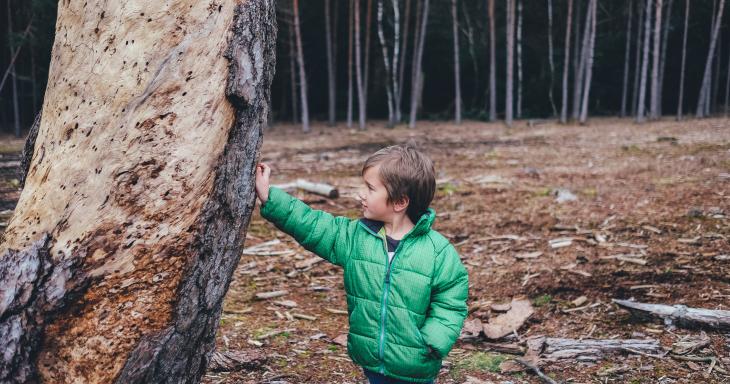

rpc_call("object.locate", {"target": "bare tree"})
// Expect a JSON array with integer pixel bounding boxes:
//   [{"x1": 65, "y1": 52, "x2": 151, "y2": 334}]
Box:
[
  {"x1": 726, "y1": 46, "x2": 730, "y2": 116},
  {"x1": 516, "y1": 0, "x2": 523, "y2": 119},
  {"x1": 488, "y1": 0, "x2": 497, "y2": 121},
  {"x1": 409, "y1": 0, "x2": 430, "y2": 128},
  {"x1": 356, "y1": 0, "x2": 367, "y2": 129},
  {"x1": 0, "y1": 1, "x2": 276, "y2": 382},
  {"x1": 696, "y1": 0, "x2": 726, "y2": 118},
  {"x1": 547, "y1": 0, "x2": 558, "y2": 117},
  {"x1": 649, "y1": 0, "x2": 663, "y2": 120},
  {"x1": 621, "y1": 0, "x2": 634, "y2": 117},
  {"x1": 573, "y1": 0, "x2": 593, "y2": 121},
  {"x1": 377, "y1": 0, "x2": 395, "y2": 126},
  {"x1": 452, "y1": 0, "x2": 462, "y2": 124},
  {"x1": 579, "y1": 0, "x2": 597, "y2": 124},
  {"x1": 293, "y1": 0, "x2": 309, "y2": 132},
  {"x1": 325, "y1": 0, "x2": 336, "y2": 126},
  {"x1": 712, "y1": 27, "x2": 722, "y2": 114},
  {"x1": 676, "y1": 0, "x2": 689, "y2": 119},
  {"x1": 657, "y1": 0, "x2": 674, "y2": 116},
  {"x1": 461, "y1": 1, "x2": 480, "y2": 110},
  {"x1": 6, "y1": 1, "x2": 21, "y2": 137},
  {"x1": 364, "y1": 0, "x2": 373, "y2": 105},
  {"x1": 397, "y1": 0, "x2": 412, "y2": 119},
  {"x1": 347, "y1": 0, "x2": 354, "y2": 128},
  {"x1": 631, "y1": 0, "x2": 644, "y2": 116},
  {"x1": 636, "y1": 0, "x2": 652, "y2": 123},
  {"x1": 505, "y1": 0, "x2": 515, "y2": 127},
  {"x1": 288, "y1": 5, "x2": 299, "y2": 124},
  {"x1": 391, "y1": 0, "x2": 402, "y2": 123},
  {"x1": 560, "y1": 0, "x2": 574, "y2": 123}
]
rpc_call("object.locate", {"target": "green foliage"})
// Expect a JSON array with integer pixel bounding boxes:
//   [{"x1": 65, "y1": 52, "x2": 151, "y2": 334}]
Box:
[{"x1": 532, "y1": 294, "x2": 552, "y2": 307}]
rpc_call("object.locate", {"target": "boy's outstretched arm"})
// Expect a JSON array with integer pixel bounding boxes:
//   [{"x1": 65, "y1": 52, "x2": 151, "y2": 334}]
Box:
[
  {"x1": 255, "y1": 163, "x2": 354, "y2": 266},
  {"x1": 420, "y1": 245, "x2": 469, "y2": 358}
]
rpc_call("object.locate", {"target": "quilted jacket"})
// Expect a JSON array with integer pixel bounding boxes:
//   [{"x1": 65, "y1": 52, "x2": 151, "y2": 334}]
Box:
[{"x1": 260, "y1": 187, "x2": 469, "y2": 382}]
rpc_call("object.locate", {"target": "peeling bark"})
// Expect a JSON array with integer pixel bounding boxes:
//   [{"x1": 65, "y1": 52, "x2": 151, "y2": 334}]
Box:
[{"x1": 0, "y1": 1, "x2": 276, "y2": 383}]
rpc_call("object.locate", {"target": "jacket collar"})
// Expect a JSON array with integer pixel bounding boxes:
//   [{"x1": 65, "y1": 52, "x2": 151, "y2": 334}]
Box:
[{"x1": 358, "y1": 208, "x2": 435, "y2": 239}]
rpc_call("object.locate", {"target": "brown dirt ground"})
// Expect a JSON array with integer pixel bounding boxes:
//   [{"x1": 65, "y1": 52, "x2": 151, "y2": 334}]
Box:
[{"x1": 2, "y1": 118, "x2": 729, "y2": 383}]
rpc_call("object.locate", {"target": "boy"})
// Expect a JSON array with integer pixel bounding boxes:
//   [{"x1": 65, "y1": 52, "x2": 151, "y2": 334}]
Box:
[{"x1": 255, "y1": 144, "x2": 468, "y2": 384}]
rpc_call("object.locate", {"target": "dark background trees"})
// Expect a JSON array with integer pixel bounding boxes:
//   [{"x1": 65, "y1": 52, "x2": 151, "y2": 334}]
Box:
[{"x1": 2, "y1": 0, "x2": 729, "y2": 135}]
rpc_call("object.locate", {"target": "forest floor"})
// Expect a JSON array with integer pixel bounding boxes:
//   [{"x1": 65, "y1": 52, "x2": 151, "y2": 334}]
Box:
[{"x1": 1, "y1": 118, "x2": 729, "y2": 383}]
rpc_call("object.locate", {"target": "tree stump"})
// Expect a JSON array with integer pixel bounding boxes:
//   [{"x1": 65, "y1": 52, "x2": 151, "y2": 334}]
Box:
[{"x1": 0, "y1": 1, "x2": 276, "y2": 383}]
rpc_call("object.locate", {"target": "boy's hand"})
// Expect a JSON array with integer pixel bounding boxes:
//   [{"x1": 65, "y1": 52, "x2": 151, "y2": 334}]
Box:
[{"x1": 255, "y1": 163, "x2": 271, "y2": 205}]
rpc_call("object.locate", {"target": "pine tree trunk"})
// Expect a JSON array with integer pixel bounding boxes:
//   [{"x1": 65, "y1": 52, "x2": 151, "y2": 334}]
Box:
[
  {"x1": 516, "y1": 0, "x2": 523, "y2": 119},
  {"x1": 621, "y1": 0, "x2": 634, "y2": 118},
  {"x1": 377, "y1": 0, "x2": 395, "y2": 126},
  {"x1": 0, "y1": 1, "x2": 276, "y2": 382},
  {"x1": 488, "y1": 0, "x2": 497, "y2": 121},
  {"x1": 571, "y1": 0, "x2": 583, "y2": 122},
  {"x1": 356, "y1": 0, "x2": 367, "y2": 129},
  {"x1": 712, "y1": 32, "x2": 722, "y2": 115},
  {"x1": 347, "y1": 0, "x2": 354, "y2": 128},
  {"x1": 293, "y1": 0, "x2": 309, "y2": 132},
  {"x1": 364, "y1": 0, "x2": 373, "y2": 104},
  {"x1": 696, "y1": 0, "x2": 726, "y2": 118},
  {"x1": 657, "y1": 0, "x2": 674, "y2": 116},
  {"x1": 579, "y1": 0, "x2": 597, "y2": 124},
  {"x1": 409, "y1": 0, "x2": 429, "y2": 128},
  {"x1": 636, "y1": 0, "x2": 652, "y2": 123},
  {"x1": 288, "y1": 8, "x2": 299, "y2": 124},
  {"x1": 452, "y1": 0, "x2": 462, "y2": 124},
  {"x1": 325, "y1": 0, "x2": 336, "y2": 126},
  {"x1": 632, "y1": 0, "x2": 644, "y2": 117},
  {"x1": 677, "y1": 0, "x2": 689, "y2": 119},
  {"x1": 392, "y1": 0, "x2": 402, "y2": 123},
  {"x1": 6, "y1": 1, "x2": 21, "y2": 137},
  {"x1": 547, "y1": 0, "x2": 557, "y2": 117},
  {"x1": 397, "y1": 0, "x2": 412, "y2": 119},
  {"x1": 573, "y1": 0, "x2": 592, "y2": 121},
  {"x1": 725, "y1": 46, "x2": 730, "y2": 116},
  {"x1": 505, "y1": 0, "x2": 515, "y2": 127},
  {"x1": 560, "y1": 0, "x2": 573, "y2": 124},
  {"x1": 649, "y1": 0, "x2": 663, "y2": 120},
  {"x1": 461, "y1": 1, "x2": 480, "y2": 111}
]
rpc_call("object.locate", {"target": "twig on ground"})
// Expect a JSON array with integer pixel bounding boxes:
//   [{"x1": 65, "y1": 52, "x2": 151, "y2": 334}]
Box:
[{"x1": 515, "y1": 358, "x2": 559, "y2": 384}]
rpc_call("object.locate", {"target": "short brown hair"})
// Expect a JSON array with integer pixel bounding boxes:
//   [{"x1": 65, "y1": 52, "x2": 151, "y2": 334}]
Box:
[{"x1": 362, "y1": 144, "x2": 436, "y2": 223}]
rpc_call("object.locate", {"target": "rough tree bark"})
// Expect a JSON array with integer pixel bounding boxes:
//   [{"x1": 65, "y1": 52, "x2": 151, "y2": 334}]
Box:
[
  {"x1": 325, "y1": 0, "x2": 336, "y2": 126},
  {"x1": 488, "y1": 0, "x2": 497, "y2": 122},
  {"x1": 505, "y1": 0, "x2": 515, "y2": 127},
  {"x1": 649, "y1": 0, "x2": 663, "y2": 120},
  {"x1": 452, "y1": 0, "x2": 462, "y2": 124},
  {"x1": 696, "y1": 0, "x2": 726, "y2": 118},
  {"x1": 560, "y1": 0, "x2": 573, "y2": 124},
  {"x1": 0, "y1": 1, "x2": 276, "y2": 383},
  {"x1": 620, "y1": 0, "x2": 633, "y2": 118},
  {"x1": 292, "y1": 0, "x2": 309, "y2": 132},
  {"x1": 637, "y1": 0, "x2": 652, "y2": 123},
  {"x1": 676, "y1": 0, "x2": 689, "y2": 119}
]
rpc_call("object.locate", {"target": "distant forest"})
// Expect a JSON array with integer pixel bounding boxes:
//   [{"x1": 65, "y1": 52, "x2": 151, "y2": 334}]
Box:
[{"x1": 1, "y1": 0, "x2": 729, "y2": 135}]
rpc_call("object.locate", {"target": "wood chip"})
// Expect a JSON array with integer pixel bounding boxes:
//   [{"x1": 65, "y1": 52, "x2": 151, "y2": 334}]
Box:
[
  {"x1": 572, "y1": 296, "x2": 588, "y2": 307},
  {"x1": 483, "y1": 299, "x2": 534, "y2": 339},
  {"x1": 549, "y1": 237, "x2": 573, "y2": 249},
  {"x1": 255, "y1": 290, "x2": 288, "y2": 300},
  {"x1": 295, "y1": 256, "x2": 323, "y2": 269},
  {"x1": 514, "y1": 251, "x2": 543, "y2": 259},
  {"x1": 491, "y1": 303, "x2": 512, "y2": 312},
  {"x1": 292, "y1": 313, "x2": 317, "y2": 321},
  {"x1": 642, "y1": 225, "x2": 662, "y2": 234},
  {"x1": 332, "y1": 333, "x2": 348, "y2": 346},
  {"x1": 273, "y1": 300, "x2": 298, "y2": 308},
  {"x1": 325, "y1": 308, "x2": 347, "y2": 315}
]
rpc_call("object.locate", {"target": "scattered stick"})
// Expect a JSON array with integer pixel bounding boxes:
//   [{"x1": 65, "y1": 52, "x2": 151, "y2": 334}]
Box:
[
  {"x1": 273, "y1": 179, "x2": 339, "y2": 198},
  {"x1": 613, "y1": 299, "x2": 730, "y2": 331},
  {"x1": 541, "y1": 338, "x2": 662, "y2": 361},
  {"x1": 515, "y1": 358, "x2": 559, "y2": 384}
]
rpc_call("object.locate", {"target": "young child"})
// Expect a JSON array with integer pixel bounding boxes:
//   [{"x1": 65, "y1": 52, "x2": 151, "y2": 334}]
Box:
[{"x1": 255, "y1": 144, "x2": 468, "y2": 384}]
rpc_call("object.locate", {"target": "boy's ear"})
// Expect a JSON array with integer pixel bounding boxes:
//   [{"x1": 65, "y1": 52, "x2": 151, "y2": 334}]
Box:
[{"x1": 393, "y1": 196, "x2": 409, "y2": 213}]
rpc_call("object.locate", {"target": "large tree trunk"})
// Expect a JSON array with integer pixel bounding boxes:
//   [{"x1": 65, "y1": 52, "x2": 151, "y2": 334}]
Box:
[
  {"x1": 325, "y1": 0, "x2": 336, "y2": 126},
  {"x1": 560, "y1": 0, "x2": 573, "y2": 124},
  {"x1": 505, "y1": 0, "x2": 515, "y2": 127},
  {"x1": 696, "y1": 0, "x2": 726, "y2": 118},
  {"x1": 547, "y1": 0, "x2": 557, "y2": 117},
  {"x1": 408, "y1": 0, "x2": 430, "y2": 128},
  {"x1": 0, "y1": 1, "x2": 276, "y2": 383},
  {"x1": 676, "y1": 0, "x2": 689, "y2": 119},
  {"x1": 452, "y1": 0, "x2": 461, "y2": 124},
  {"x1": 347, "y1": 0, "x2": 355, "y2": 128},
  {"x1": 356, "y1": 0, "x2": 367, "y2": 129},
  {"x1": 516, "y1": 0, "x2": 523, "y2": 119},
  {"x1": 579, "y1": 0, "x2": 597, "y2": 124},
  {"x1": 636, "y1": 0, "x2": 652, "y2": 123},
  {"x1": 632, "y1": 0, "x2": 645, "y2": 117},
  {"x1": 657, "y1": 0, "x2": 674, "y2": 116},
  {"x1": 292, "y1": 0, "x2": 310, "y2": 132},
  {"x1": 487, "y1": 0, "x2": 497, "y2": 122},
  {"x1": 621, "y1": 0, "x2": 634, "y2": 118},
  {"x1": 649, "y1": 0, "x2": 663, "y2": 120}
]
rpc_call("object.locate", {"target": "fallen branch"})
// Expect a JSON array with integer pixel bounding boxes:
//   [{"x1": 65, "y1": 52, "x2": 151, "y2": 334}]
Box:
[
  {"x1": 515, "y1": 358, "x2": 559, "y2": 384},
  {"x1": 273, "y1": 179, "x2": 339, "y2": 198},
  {"x1": 540, "y1": 338, "x2": 662, "y2": 361},
  {"x1": 208, "y1": 350, "x2": 268, "y2": 372},
  {"x1": 613, "y1": 299, "x2": 730, "y2": 331}
]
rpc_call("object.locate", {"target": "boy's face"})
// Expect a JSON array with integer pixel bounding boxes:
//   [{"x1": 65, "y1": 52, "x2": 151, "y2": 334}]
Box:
[{"x1": 358, "y1": 165, "x2": 406, "y2": 222}]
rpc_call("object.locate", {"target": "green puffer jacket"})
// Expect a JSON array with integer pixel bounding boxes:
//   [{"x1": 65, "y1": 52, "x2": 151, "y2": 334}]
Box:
[{"x1": 260, "y1": 187, "x2": 469, "y2": 382}]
